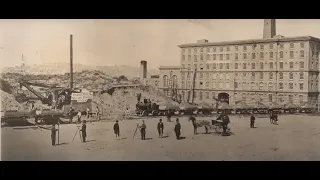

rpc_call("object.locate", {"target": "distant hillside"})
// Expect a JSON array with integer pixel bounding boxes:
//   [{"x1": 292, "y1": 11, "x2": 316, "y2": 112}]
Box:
[{"x1": 0, "y1": 63, "x2": 159, "y2": 78}]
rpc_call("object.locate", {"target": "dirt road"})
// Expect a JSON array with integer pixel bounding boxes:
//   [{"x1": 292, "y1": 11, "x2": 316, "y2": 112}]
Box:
[{"x1": 2, "y1": 115, "x2": 320, "y2": 161}]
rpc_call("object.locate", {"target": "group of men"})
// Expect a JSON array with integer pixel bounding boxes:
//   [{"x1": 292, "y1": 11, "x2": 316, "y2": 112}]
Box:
[{"x1": 68, "y1": 106, "x2": 101, "y2": 123}]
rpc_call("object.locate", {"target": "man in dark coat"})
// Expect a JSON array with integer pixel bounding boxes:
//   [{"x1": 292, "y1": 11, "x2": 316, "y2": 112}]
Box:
[
  {"x1": 80, "y1": 120, "x2": 87, "y2": 142},
  {"x1": 221, "y1": 114, "x2": 230, "y2": 134},
  {"x1": 68, "y1": 107, "x2": 74, "y2": 123},
  {"x1": 174, "y1": 118, "x2": 181, "y2": 140},
  {"x1": 113, "y1": 120, "x2": 120, "y2": 139},
  {"x1": 189, "y1": 116, "x2": 197, "y2": 135},
  {"x1": 250, "y1": 113, "x2": 256, "y2": 128},
  {"x1": 51, "y1": 124, "x2": 59, "y2": 146},
  {"x1": 140, "y1": 120, "x2": 147, "y2": 140},
  {"x1": 157, "y1": 119, "x2": 164, "y2": 138}
]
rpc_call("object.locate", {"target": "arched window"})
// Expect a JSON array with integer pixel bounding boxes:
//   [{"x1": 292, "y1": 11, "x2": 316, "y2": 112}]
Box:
[
  {"x1": 300, "y1": 61, "x2": 304, "y2": 68},
  {"x1": 289, "y1": 72, "x2": 293, "y2": 80},
  {"x1": 172, "y1": 75, "x2": 178, "y2": 86},
  {"x1": 300, "y1": 50, "x2": 304, "y2": 58},
  {"x1": 268, "y1": 83, "x2": 273, "y2": 91},
  {"x1": 163, "y1": 75, "x2": 168, "y2": 87},
  {"x1": 279, "y1": 82, "x2": 283, "y2": 90},
  {"x1": 279, "y1": 72, "x2": 283, "y2": 79},
  {"x1": 259, "y1": 82, "x2": 264, "y2": 90}
]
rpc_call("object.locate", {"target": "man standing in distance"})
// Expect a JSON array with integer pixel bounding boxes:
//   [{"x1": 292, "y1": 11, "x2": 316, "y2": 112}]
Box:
[
  {"x1": 174, "y1": 118, "x2": 181, "y2": 140},
  {"x1": 140, "y1": 120, "x2": 147, "y2": 140},
  {"x1": 157, "y1": 119, "x2": 164, "y2": 138}
]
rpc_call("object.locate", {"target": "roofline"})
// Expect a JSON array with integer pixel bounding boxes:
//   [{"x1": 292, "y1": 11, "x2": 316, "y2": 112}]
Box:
[
  {"x1": 159, "y1": 66, "x2": 181, "y2": 70},
  {"x1": 178, "y1": 36, "x2": 320, "y2": 48}
]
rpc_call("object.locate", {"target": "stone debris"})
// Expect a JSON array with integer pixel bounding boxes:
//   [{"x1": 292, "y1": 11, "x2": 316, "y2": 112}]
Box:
[
  {"x1": 1, "y1": 90, "x2": 23, "y2": 111},
  {"x1": 94, "y1": 86, "x2": 178, "y2": 119}
]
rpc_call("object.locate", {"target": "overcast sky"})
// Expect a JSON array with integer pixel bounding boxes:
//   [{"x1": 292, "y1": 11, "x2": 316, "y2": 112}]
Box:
[{"x1": 0, "y1": 19, "x2": 319, "y2": 69}]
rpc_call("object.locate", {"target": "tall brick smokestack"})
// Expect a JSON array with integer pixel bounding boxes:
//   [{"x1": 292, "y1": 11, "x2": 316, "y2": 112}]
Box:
[
  {"x1": 140, "y1": 60, "x2": 147, "y2": 80},
  {"x1": 70, "y1": 34, "x2": 73, "y2": 89}
]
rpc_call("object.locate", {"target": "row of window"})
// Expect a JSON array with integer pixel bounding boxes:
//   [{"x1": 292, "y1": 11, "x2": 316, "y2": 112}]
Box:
[
  {"x1": 182, "y1": 61, "x2": 307, "y2": 70},
  {"x1": 181, "y1": 72, "x2": 311, "y2": 81},
  {"x1": 182, "y1": 42, "x2": 313, "y2": 54},
  {"x1": 181, "y1": 50, "x2": 311, "y2": 61},
  {"x1": 179, "y1": 81, "x2": 310, "y2": 91},
  {"x1": 177, "y1": 91, "x2": 306, "y2": 104}
]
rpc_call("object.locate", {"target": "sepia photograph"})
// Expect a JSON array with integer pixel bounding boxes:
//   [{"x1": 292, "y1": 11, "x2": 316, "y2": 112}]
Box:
[{"x1": 0, "y1": 19, "x2": 320, "y2": 161}]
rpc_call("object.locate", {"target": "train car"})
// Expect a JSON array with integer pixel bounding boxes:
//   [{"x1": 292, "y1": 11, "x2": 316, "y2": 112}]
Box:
[
  {"x1": 1, "y1": 110, "x2": 31, "y2": 126},
  {"x1": 298, "y1": 104, "x2": 316, "y2": 113},
  {"x1": 159, "y1": 102, "x2": 180, "y2": 116},
  {"x1": 197, "y1": 101, "x2": 215, "y2": 115},
  {"x1": 252, "y1": 102, "x2": 268, "y2": 114},
  {"x1": 283, "y1": 103, "x2": 298, "y2": 114},
  {"x1": 267, "y1": 102, "x2": 283, "y2": 114},
  {"x1": 217, "y1": 102, "x2": 233, "y2": 114},
  {"x1": 135, "y1": 101, "x2": 160, "y2": 116},
  {"x1": 235, "y1": 101, "x2": 252, "y2": 114},
  {"x1": 179, "y1": 102, "x2": 198, "y2": 115},
  {"x1": 34, "y1": 109, "x2": 64, "y2": 125}
]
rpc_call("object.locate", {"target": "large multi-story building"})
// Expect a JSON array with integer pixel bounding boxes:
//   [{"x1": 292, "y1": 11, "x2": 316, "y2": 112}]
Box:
[{"x1": 159, "y1": 19, "x2": 320, "y2": 107}]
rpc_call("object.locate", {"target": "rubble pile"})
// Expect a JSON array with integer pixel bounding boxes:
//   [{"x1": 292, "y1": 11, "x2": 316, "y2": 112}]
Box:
[
  {"x1": 94, "y1": 86, "x2": 178, "y2": 119},
  {"x1": 1, "y1": 90, "x2": 24, "y2": 111}
]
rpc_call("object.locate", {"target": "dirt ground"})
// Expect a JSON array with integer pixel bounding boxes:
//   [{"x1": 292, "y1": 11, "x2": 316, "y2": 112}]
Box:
[{"x1": 2, "y1": 114, "x2": 320, "y2": 161}]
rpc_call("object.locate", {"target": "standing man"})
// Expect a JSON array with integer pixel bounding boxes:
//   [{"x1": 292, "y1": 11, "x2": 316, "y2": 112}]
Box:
[
  {"x1": 250, "y1": 113, "x2": 256, "y2": 128},
  {"x1": 96, "y1": 106, "x2": 100, "y2": 120},
  {"x1": 68, "y1": 107, "x2": 74, "y2": 123},
  {"x1": 77, "y1": 110, "x2": 82, "y2": 123},
  {"x1": 157, "y1": 119, "x2": 164, "y2": 138},
  {"x1": 221, "y1": 113, "x2": 230, "y2": 135},
  {"x1": 86, "y1": 107, "x2": 90, "y2": 119},
  {"x1": 174, "y1": 118, "x2": 181, "y2": 140},
  {"x1": 189, "y1": 115, "x2": 197, "y2": 135},
  {"x1": 80, "y1": 120, "x2": 87, "y2": 143},
  {"x1": 113, "y1": 120, "x2": 120, "y2": 139},
  {"x1": 51, "y1": 124, "x2": 59, "y2": 146},
  {"x1": 139, "y1": 120, "x2": 147, "y2": 140}
]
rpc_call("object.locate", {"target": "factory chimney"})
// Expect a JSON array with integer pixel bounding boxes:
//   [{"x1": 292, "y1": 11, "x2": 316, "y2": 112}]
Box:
[
  {"x1": 140, "y1": 60, "x2": 147, "y2": 80},
  {"x1": 70, "y1": 34, "x2": 73, "y2": 89}
]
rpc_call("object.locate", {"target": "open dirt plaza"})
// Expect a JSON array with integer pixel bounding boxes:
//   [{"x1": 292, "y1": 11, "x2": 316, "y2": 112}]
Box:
[{"x1": 2, "y1": 114, "x2": 320, "y2": 161}]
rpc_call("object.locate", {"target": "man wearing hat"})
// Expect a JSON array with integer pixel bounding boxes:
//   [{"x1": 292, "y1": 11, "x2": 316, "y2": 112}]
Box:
[
  {"x1": 139, "y1": 120, "x2": 147, "y2": 140},
  {"x1": 80, "y1": 120, "x2": 87, "y2": 142},
  {"x1": 157, "y1": 119, "x2": 164, "y2": 138},
  {"x1": 250, "y1": 112, "x2": 256, "y2": 128},
  {"x1": 51, "y1": 124, "x2": 59, "y2": 146},
  {"x1": 113, "y1": 120, "x2": 120, "y2": 139},
  {"x1": 174, "y1": 118, "x2": 181, "y2": 140}
]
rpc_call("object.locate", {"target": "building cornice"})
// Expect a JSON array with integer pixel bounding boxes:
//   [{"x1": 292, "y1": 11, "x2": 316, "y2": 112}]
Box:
[{"x1": 178, "y1": 36, "x2": 320, "y2": 48}]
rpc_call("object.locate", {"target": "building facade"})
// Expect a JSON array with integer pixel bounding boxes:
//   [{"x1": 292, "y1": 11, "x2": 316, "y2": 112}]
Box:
[{"x1": 159, "y1": 20, "x2": 320, "y2": 107}]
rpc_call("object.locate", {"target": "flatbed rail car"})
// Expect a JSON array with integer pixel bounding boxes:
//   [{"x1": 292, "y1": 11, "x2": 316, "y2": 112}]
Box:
[
  {"x1": 197, "y1": 102, "x2": 215, "y2": 115},
  {"x1": 283, "y1": 103, "x2": 298, "y2": 114},
  {"x1": 34, "y1": 109, "x2": 64, "y2": 125},
  {"x1": 179, "y1": 103, "x2": 198, "y2": 115},
  {"x1": 1, "y1": 110, "x2": 31, "y2": 126},
  {"x1": 252, "y1": 102, "x2": 269, "y2": 114},
  {"x1": 298, "y1": 104, "x2": 316, "y2": 113},
  {"x1": 217, "y1": 102, "x2": 233, "y2": 114}
]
